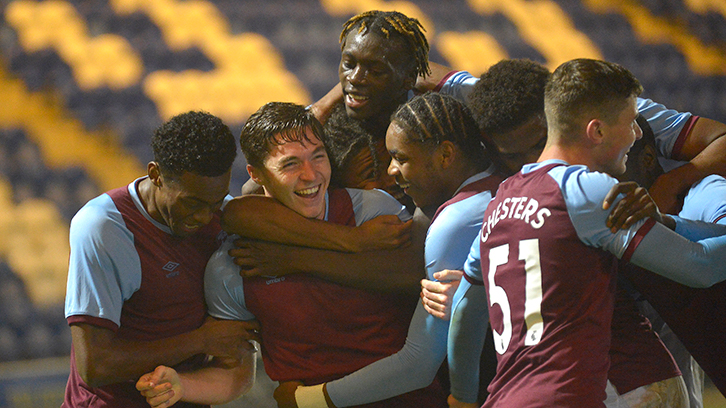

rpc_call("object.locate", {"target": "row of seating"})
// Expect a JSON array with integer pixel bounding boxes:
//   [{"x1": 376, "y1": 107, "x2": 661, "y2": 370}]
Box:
[{"x1": 0, "y1": 261, "x2": 70, "y2": 362}]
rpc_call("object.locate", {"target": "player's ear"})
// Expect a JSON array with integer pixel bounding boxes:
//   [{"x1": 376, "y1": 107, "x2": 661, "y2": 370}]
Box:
[
  {"x1": 437, "y1": 140, "x2": 456, "y2": 169},
  {"x1": 641, "y1": 144, "x2": 658, "y2": 171},
  {"x1": 147, "y1": 162, "x2": 163, "y2": 187},
  {"x1": 246, "y1": 164, "x2": 265, "y2": 185},
  {"x1": 585, "y1": 119, "x2": 604, "y2": 145}
]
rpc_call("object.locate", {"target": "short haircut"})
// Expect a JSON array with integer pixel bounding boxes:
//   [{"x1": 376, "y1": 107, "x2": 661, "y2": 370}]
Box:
[
  {"x1": 240, "y1": 102, "x2": 326, "y2": 168},
  {"x1": 340, "y1": 10, "x2": 430, "y2": 79},
  {"x1": 391, "y1": 92, "x2": 490, "y2": 169},
  {"x1": 324, "y1": 104, "x2": 383, "y2": 185},
  {"x1": 151, "y1": 110, "x2": 236, "y2": 178},
  {"x1": 545, "y1": 58, "x2": 643, "y2": 138},
  {"x1": 467, "y1": 59, "x2": 550, "y2": 135}
]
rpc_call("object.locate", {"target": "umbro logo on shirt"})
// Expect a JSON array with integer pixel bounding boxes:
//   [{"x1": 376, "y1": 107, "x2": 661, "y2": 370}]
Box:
[
  {"x1": 163, "y1": 262, "x2": 180, "y2": 278},
  {"x1": 263, "y1": 276, "x2": 285, "y2": 285}
]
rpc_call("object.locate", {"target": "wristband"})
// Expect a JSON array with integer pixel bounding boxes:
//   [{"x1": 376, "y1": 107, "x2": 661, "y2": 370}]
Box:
[{"x1": 295, "y1": 383, "x2": 328, "y2": 408}]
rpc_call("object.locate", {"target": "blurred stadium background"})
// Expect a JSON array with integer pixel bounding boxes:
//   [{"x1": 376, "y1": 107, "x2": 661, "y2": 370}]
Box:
[{"x1": 0, "y1": 0, "x2": 725, "y2": 406}]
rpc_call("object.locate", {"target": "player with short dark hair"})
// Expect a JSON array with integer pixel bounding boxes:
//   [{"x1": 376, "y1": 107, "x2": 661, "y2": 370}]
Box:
[
  {"x1": 448, "y1": 59, "x2": 726, "y2": 408},
  {"x1": 269, "y1": 93, "x2": 499, "y2": 407},
  {"x1": 142, "y1": 102, "x2": 447, "y2": 408},
  {"x1": 64, "y1": 111, "x2": 259, "y2": 408}
]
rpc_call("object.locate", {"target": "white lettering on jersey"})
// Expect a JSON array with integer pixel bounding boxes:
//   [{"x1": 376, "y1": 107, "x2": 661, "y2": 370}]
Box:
[{"x1": 481, "y1": 197, "x2": 552, "y2": 242}]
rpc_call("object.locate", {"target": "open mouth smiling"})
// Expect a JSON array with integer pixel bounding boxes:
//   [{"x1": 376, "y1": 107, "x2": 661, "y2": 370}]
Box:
[
  {"x1": 295, "y1": 185, "x2": 321, "y2": 198},
  {"x1": 345, "y1": 92, "x2": 369, "y2": 108}
]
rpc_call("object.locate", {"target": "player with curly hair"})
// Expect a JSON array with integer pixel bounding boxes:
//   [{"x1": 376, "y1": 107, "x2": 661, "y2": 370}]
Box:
[{"x1": 64, "y1": 111, "x2": 260, "y2": 408}]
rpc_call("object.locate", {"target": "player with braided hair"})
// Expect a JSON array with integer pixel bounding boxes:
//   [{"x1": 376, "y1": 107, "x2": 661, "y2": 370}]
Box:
[
  {"x1": 339, "y1": 10, "x2": 429, "y2": 78},
  {"x1": 226, "y1": 9, "x2": 449, "y2": 309},
  {"x1": 336, "y1": 10, "x2": 430, "y2": 135}
]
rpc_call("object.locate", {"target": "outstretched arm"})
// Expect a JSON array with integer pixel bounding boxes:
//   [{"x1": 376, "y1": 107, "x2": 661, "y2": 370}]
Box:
[
  {"x1": 650, "y1": 117, "x2": 726, "y2": 213},
  {"x1": 222, "y1": 195, "x2": 411, "y2": 253},
  {"x1": 629, "y1": 218, "x2": 726, "y2": 288},
  {"x1": 414, "y1": 62, "x2": 455, "y2": 93},
  {"x1": 448, "y1": 278, "x2": 490, "y2": 404}
]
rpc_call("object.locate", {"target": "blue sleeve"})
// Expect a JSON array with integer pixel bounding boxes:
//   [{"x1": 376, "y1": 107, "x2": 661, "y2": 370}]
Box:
[
  {"x1": 463, "y1": 230, "x2": 484, "y2": 284},
  {"x1": 424, "y1": 191, "x2": 492, "y2": 279},
  {"x1": 448, "y1": 276, "x2": 490, "y2": 403},
  {"x1": 326, "y1": 301, "x2": 448, "y2": 406},
  {"x1": 630, "y1": 218, "x2": 726, "y2": 288},
  {"x1": 679, "y1": 175, "x2": 726, "y2": 224},
  {"x1": 347, "y1": 188, "x2": 412, "y2": 224},
  {"x1": 549, "y1": 164, "x2": 726, "y2": 288},
  {"x1": 326, "y1": 191, "x2": 491, "y2": 405},
  {"x1": 204, "y1": 237, "x2": 256, "y2": 321},
  {"x1": 550, "y1": 165, "x2": 646, "y2": 258},
  {"x1": 64, "y1": 194, "x2": 142, "y2": 327},
  {"x1": 637, "y1": 97, "x2": 692, "y2": 170},
  {"x1": 438, "y1": 71, "x2": 478, "y2": 103}
]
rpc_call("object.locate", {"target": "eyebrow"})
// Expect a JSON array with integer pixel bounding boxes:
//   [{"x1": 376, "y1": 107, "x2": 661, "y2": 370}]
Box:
[
  {"x1": 312, "y1": 145, "x2": 328, "y2": 155},
  {"x1": 342, "y1": 52, "x2": 390, "y2": 68},
  {"x1": 277, "y1": 144, "x2": 327, "y2": 164}
]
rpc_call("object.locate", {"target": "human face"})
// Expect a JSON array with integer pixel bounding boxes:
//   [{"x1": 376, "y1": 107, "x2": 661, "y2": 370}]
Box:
[
  {"x1": 488, "y1": 114, "x2": 548, "y2": 176},
  {"x1": 337, "y1": 139, "x2": 406, "y2": 203},
  {"x1": 153, "y1": 170, "x2": 231, "y2": 238},
  {"x1": 339, "y1": 31, "x2": 414, "y2": 122},
  {"x1": 250, "y1": 130, "x2": 331, "y2": 220},
  {"x1": 386, "y1": 122, "x2": 448, "y2": 210},
  {"x1": 595, "y1": 97, "x2": 642, "y2": 176}
]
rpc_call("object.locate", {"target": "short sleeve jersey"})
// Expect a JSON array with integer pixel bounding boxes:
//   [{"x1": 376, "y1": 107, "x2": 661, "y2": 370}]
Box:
[
  {"x1": 322, "y1": 169, "x2": 502, "y2": 407},
  {"x1": 205, "y1": 188, "x2": 447, "y2": 407},
  {"x1": 680, "y1": 174, "x2": 726, "y2": 224},
  {"x1": 63, "y1": 178, "x2": 227, "y2": 408},
  {"x1": 477, "y1": 161, "x2": 652, "y2": 408}
]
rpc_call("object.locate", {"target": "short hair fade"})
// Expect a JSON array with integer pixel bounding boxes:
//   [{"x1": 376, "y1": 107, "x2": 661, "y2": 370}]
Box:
[{"x1": 151, "y1": 110, "x2": 236, "y2": 178}]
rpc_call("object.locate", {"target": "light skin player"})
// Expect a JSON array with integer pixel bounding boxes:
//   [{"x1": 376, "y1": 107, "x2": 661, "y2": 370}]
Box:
[
  {"x1": 140, "y1": 102, "x2": 447, "y2": 408},
  {"x1": 270, "y1": 92, "x2": 499, "y2": 407},
  {"x1": 448, "y1": 58, "x2": 726, "y2": 408},
  {"x1": 421, "y1": 57, "x2": 726, "y2": 318},
  {"x1": 227, "y1": 11, "x2": 441, "y2": 297}
]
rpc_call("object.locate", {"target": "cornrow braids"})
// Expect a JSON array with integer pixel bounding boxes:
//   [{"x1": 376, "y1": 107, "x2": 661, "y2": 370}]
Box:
[
  {"x1": 340, "y1": 10, "x2": 430, "y2": 78},
  {"x1": 392, "y1": 92, "x2": 490, "y2": 169}
]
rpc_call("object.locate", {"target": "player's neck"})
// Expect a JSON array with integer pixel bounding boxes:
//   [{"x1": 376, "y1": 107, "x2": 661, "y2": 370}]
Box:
[
  {"x1": 537, "y1": 144, "x2": 592, "y2": 169},
  {"x1": 137, "y1": 177, "x2": 163, "y2": 224}
]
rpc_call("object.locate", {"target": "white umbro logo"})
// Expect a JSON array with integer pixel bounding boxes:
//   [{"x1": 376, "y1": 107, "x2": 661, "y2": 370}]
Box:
[{"x1": 163, "y1": 262, "x2": 180, "y2": 277}]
